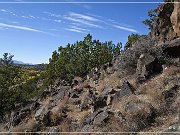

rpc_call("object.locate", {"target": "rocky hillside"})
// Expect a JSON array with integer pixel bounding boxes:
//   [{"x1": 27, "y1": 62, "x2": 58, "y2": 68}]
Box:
[{"x1": 0, "y1": 1, "x2": 180, "y2": 134}]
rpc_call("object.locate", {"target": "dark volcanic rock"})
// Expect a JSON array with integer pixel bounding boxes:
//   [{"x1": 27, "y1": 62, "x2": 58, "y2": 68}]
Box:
[
  {"x1": 9, "y1": 111, "x2": 21, "y2": 127},
  {"x1": 93, "y1": 111, "x2": 109, "y2": 125},
  {"x1": 124, "y1": 101, "x2": 156, "y2": 132},
  {"x1": 163, "y1": 38, "x2": 180, "y2": 58},
  {"x1": 136, "y1": 53, "x2": 156, "y2": 83},
  {"x1": 81, "y1": 124, "x2": 94, "y2": 132},
  {"x1": 35, "y1": 107, "x2": 50, "y2": 126},
  {"x1": 48, "y1": 127, "x2": 60, "y2": 135},
  {"x1": 113, "y1": 81, "x2": 135, "y2": 102},
  {"x1": 84, "y1": 110, "x2": 103, "y2": 124}
]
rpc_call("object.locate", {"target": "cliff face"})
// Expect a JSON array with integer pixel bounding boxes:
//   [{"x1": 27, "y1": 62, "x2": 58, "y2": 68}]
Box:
[
  {"x1": 151, "y1": 1, "x2": 180, "y2": 44},
  {"x1": 171, "y1": 1, "x2": 180, "y2": 37}
]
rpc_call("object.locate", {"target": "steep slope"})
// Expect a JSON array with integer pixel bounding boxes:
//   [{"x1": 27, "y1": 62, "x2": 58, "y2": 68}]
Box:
[{"x1": 1, "y1": 1, "x2": 180, "y2": 134}]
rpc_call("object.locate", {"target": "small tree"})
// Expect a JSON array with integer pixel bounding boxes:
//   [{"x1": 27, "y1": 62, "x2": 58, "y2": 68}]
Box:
[
  {"x1": 124, "y1": 34, "x2": 141, "y2": 49},
  {"x1": 0, "y1": 53, "x2": 22, "y2": 116},
  {"x1": 142, "y1": 9, "x2": 159, "y2": 30}
]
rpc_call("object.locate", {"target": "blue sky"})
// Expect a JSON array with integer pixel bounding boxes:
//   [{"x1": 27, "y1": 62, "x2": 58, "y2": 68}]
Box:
[{"x1": 0, "y1": 0, "x2": 162, "y2": 64}]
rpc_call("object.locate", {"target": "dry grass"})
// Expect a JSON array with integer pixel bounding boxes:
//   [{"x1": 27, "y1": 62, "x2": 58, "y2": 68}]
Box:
[
  {"x1": 106, "y1": 119, "x2": 127, "y2": 132},
  {"x1": 42, "y1": 96, "x2": 53, "y2": 111},
  {"x1": 112, "y1": 94, "x2": 153, "y2": 116},
  {"x1": 12, "y1": 118, "x2": 38, "y2": 134},
  {"x1": 67, "y1": 102, "x2": 91, "y2": 123},
  {"x1": 49, "y1": 95, "x2": 69, "y2": 126},
  {"x1": 137, "y1": 65, "x2": 180, "y2": 111},
  {"x1": 89, "y1": 71, "x2": 124, "y2": 93},
  {"x1": 58, "y1": 119, "x2": 71, "y2": 133},
  {"x1": 141, "y1": 113, "x2": 179, "y2": 133},
  {"x1": 0, "y1": 123, "x2": 6, "y2": 132}
]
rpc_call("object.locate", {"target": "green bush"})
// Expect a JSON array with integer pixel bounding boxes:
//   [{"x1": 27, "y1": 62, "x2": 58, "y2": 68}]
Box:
[
  {"x1": 44, "y1": 34, "x2": 122, "y2": 86},
  {"x1": 0, "y1": 53, "x2": 43, "y2": 117},
  {"x1": 124, "y1": 34, "x2": 141, "y2": 49}
]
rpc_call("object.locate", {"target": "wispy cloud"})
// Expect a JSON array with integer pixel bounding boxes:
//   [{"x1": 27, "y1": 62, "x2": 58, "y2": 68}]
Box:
[
  {"x1": 64, "y1": 12, "x2": 102, "y2": 28},
  {"x1": 65, "y1": 28, "x2": 86, "y2": 33},
  {"x1": 70, "y1": 25, "x2": 90, "y2": 31},
  {"x1": 54, "y1": 19, "x2": 62, "y2": 23},
  {"x1": 65, "y1": 25, "x2": 90, "y2": 33},
  {"x1": 0, "y1": 22, "x2": 57, "y2": 36},
  {"x1": 0, "y1": 9, "x2": 18, "y2": 16},
  {"x1": 1, "y1": 9, "x2": 7, "y2": 12},
  {"x1": 63, "y1": 12, "x2": 138, "y2": 33},
  {"x1": 0, "y1": 9, "x2": 37, "y2": 20},
  {"x1": 0, "y1": 23, "x2": 42, "y2": 32},
  {"x1": 112, "y1": 25, "x2": 138, "y2": 33},
  {"x1": 48, "y1": 28, "x2": 59, "y2": 31},
  {"x1": 64, "y1": 16, "x2": 101, "y2": 28},
  {"x1": 43, "y1": 12, "x2": 62, "y2": 18},
  {"x1": 1, "y1": 8, "x2": 138, "y2": 35},
  {"x1": 69, "y1": 12, "x2": 99, "y2": 22},
  {"x1": 21, "y1": 15, "x2": 36, "y2": 19}
]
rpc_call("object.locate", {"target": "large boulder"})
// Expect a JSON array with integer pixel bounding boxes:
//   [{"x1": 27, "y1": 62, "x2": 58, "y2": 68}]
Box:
[
  {"x1": 47, "y1": 127, "x2": 60, "y2": 135},
  {"x1": 71, "y1": 77, "x2": 90, "y2": 91},
  {"x1": 84, "y1": 108, "x2": 108, "y2": 125},
  {"x1": 80, "y1": 88, "x2": 96, "y2": 111},
  {"x1": 136, "y1": 53, "x2": 157, "y2": 83},
  {"x1": 163, "y1": 38, "x2": 180, "y2": 58},
  {"x1": 93, "y1": 111, "x2": 109, "y2": 125},
  {"x1": 113, "y1": 81, "x2": 135, "y2": 102},
  {"x1": 81, "y1": 124, "x2": 94, "y2": 132},
  {"x1": 72, "y1": 76, "x2": 83, "y2": 87},
  {"x1": 163, "y1": 75, "x2": 180, "y2": 112},
  {"x1": 9, "y1": 111, "x2": 22, "y2": 127},
  {"x1": 34, "y1": 107, "x2": 50, "y2": 126},
  {"x1": 124, "y1": 101, "x2": 156, "y2": 132},
  {"x1": 52, "y1": 86, "x2": 70, "y2": 103}
]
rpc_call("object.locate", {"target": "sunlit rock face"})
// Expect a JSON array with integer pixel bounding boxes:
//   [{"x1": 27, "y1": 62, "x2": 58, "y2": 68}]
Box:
[{"x1": 171, "y1": 1, "x2": 180, "y2": 37}]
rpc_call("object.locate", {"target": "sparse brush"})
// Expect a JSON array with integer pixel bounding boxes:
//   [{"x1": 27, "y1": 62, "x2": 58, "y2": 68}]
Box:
[
  {"x1": 12, "y1": 118, "x2": 39, "y2": 134},
  {"x1": 49, "y1": 95, "x2": 69, "y2": 126}
]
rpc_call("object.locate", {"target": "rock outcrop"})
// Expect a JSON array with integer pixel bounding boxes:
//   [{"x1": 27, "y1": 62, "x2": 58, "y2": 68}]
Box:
[
  {"x1": 171, "y1": 0, "x2": 180, "y2": 37},
  {"x1": 150, "y1": 1, "x2": 180, "y2": 44}
]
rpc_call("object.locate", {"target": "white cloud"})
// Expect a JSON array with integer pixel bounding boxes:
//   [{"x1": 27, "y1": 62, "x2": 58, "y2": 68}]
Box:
[
  {"x1": 69, "y1": 12, "x2": 99, "y2": 22},
  {"x1": 65, "y1": 28, "x2": 86, "y2": 33},
  {"x1": 65, "y1": 25, "x2": 90, "y2": 33},
  {"x1": 83, "y1": 13, "x2": 138, "y2": 33},
  {"x1": 64, "y1": 15, "x2": 101, "y2": 28},
  {"x1": 48, "y1": 28, "x2": 58, "y2": 31},
  {"x1": 0, "y1": 9, "x2": 18, "y2": 17},
  {"x1": 70, "y1": 25, "x2": 90, "y2": 31},
  {"x1": 113, "y1": 25, "x2": 138, "y2": 33},
  {"x1": 43, "y1": 12, "x2": 61, "y2": 18},
  {"x1": 21, "y1": 15, "x2": 29, "y2": 19},
  {"x1": 29, "y1": 15, "x2": 36, "y2": 19},
  {"x1": 0, "y1": 9, "x2": 7, "y2": 12},
  {"x1": 0, "y1": 22, "x2": 43, "y2": 32},
  {"x1": 0, "y1": 22, "x2": 58, "y2": 37},
  {"x1": 54, "y1": 19, "x2": 62, "y2": 23},
  {"x1": 21, "y1": 15, "x2": 36, "y2": 19}
]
